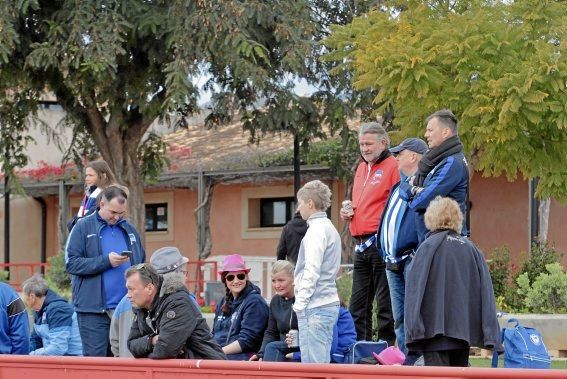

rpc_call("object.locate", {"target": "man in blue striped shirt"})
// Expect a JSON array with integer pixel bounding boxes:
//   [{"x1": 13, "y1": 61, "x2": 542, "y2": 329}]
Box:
[{"x1": 378, "y1": 137, "x2": 427, "y2": 362}]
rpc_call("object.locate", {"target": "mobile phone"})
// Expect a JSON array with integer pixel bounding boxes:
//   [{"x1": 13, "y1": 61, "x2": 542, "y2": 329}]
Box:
[{"x1": 121, "y1": 250, "x2": 133, "y2": 257}]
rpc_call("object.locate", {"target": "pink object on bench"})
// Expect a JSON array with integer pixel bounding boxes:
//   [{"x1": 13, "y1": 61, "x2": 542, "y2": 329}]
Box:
[{"x1": 373, "y1": 346, "x2": 406, "y2": 365}]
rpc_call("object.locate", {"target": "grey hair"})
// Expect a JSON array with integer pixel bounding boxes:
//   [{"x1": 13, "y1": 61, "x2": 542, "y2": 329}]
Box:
[
  {"x1": 125, "y1": 263, "x2": 160, "y2": 286},
  {"x1": 22, "y1": 274, "x2": 49, "y2": 297},
  {"x1": 358, "y1": 122, "x2": 390, "y2": 146},
  {"x1": 271, "y1": 260, "x2": 295, "y2": 277},
  {"x1": 297, "y1": 180, "x2": 332, "y2": 212},
  {"x1": 426, "y1": 109, "x2": 458, "y2": 134}
]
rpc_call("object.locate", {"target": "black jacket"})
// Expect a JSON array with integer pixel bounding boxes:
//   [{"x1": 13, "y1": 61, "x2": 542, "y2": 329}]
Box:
[
  {"x1": 405, "y1": 230, "x2": 501, "y2": 351},
  {"x1": 276, "y1": 212, "x2": 308, "y2": 264},
  {"x1": 258, "y1": 295, "x2": 297, "y2": 356},
  {"x1": 128, "y1": 273, "x2": 226, "y2": 360}
]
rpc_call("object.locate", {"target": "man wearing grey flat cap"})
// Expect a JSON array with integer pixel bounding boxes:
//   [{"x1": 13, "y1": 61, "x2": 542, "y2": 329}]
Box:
[
  {"x1": 110, "y1": 246, "x2": 199, "y2": 357},
  {"x1": 378, "y1": 137, "x2": 427, "y2": 364}
]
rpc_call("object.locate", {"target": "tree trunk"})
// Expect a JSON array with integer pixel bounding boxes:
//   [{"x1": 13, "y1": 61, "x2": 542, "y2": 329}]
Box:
[
  {"x1": 120, "y1": 158, "x2": 146, "y2": 243},
  {"x1": 194, "y1": 178, "x2": 215, "y2": 260},
  {"x1": 340, "y1": 180, "x2": 355, "y2": 264},
  {"x1": 538, "y1": 198, "x2": 551, "y2": 244}
]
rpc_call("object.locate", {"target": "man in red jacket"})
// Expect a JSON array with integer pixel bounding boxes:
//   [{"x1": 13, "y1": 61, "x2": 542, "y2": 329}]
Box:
[{"x1": 340, "y1": 122, "x2": 399, "y2": 345}]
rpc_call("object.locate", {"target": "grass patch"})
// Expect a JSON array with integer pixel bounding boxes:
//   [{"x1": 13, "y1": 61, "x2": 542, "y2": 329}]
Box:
[{"x1": 469, "y1": 357, "x2": 567, "y2": 370}]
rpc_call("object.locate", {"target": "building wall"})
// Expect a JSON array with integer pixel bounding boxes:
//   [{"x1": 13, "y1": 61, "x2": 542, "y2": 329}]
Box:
[
  {"x1": 0, "y1": 176, "x2": 565, "y2": 271},
  {"x1": 0, "y1": 197, "x2": 42, "y2": 263}
]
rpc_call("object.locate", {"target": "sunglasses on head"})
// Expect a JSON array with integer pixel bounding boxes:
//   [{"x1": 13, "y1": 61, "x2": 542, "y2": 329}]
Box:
[{"x1": 225, "y1": 273, "x2": 246, "y2": 282}]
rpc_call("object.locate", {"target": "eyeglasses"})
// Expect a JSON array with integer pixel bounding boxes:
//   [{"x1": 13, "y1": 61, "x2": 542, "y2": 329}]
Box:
[
  {"x1": 225, "y1": 273, "x2": 246, "y2": 282},
  {"x1": 133, "y1": 263, "x2": 156, "y2": 285}
]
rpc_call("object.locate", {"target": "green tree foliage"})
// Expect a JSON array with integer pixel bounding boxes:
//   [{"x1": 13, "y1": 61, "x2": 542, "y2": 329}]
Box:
[
  {"x1": 325, "y1": 0, "x2": 567, "y2": 201},
  {"x1": 258, "y1": 137, "x2": 360, "y2": 181},
  {"x1": 0, "y1": 0, "x2": 335, "y2": 231}
]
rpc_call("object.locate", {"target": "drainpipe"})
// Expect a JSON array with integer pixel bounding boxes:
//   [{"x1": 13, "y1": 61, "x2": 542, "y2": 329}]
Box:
[
  {"x1": 3, "y1": 174, "x2": 9, "y2": 277},
  {"x1": 528, "y1": 178, "x2": 540, "y2": 252},
  {"x1": 33, "y1": 197, "x2": 47, "y2": 274}
]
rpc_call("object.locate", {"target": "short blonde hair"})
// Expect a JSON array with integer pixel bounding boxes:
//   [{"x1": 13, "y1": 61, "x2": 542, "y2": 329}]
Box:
[
  {"x1": 272, "y1": 260, "x2": 295, "y2": 277},
  {"x1": 297, "y1": 180, "x2": 332, "y2": 212},
  {"x1": 424, "y1": 196, "x2": 463, "y2": 234}
]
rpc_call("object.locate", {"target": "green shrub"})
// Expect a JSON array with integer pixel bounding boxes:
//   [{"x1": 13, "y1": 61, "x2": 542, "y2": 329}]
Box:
[
  {"x1": 336, "y1": 270, "x2": 352, "y2": 307},
  {"x1": 0, "y1": 270, "x2": 8, "y2": 283},
  {"x1": 519, "y1": 243, "x2": 561, "y2": 284},
  {"x1": 45, "y1": 251, "x2": 71, "y2": 299},
  {"x1": 516, "y1": 263, "x2": 567, "y2": 313},
  {"x1": 488, "y1": 243, "x2": 564, "y2": 313},
  {"x1": 487, "y1": 245, "x2": 511, "y2": 300}
]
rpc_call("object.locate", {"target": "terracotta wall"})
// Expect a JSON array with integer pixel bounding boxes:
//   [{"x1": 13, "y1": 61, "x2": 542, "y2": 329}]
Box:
[
  {"x1": 470, "y1": 175, "x2": 567, "y2": 265},
  {"x1": 1, "y1": 175, "x2": 565, "y2": 270}
]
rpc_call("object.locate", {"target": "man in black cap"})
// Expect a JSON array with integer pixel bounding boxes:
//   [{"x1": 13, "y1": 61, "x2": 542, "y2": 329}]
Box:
[{"x1": 378, "y1": 138, "x2": 427, "y2": 364}]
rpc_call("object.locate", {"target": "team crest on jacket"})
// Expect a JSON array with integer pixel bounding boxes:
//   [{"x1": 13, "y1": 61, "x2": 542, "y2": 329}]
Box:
[
  {"x1": 369, "y1": 170, "x2": 384, "y2": 185},
  {"x1": 166, "y1": 310, "x2": 176, "y2": 319},
  {"x1": 530, "y1": 334, "x2": 541, "y2": 345}
]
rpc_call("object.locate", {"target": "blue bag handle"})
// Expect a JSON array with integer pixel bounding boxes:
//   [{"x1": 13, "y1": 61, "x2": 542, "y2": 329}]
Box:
[{"x1": 491, "y1": 327, "x2": 506, "y2": 368}]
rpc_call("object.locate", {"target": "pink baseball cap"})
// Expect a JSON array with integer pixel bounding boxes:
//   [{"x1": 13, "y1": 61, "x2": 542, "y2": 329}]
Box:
[{"x1": 219, "y1": 254, "x2": 251, "y2": 275}]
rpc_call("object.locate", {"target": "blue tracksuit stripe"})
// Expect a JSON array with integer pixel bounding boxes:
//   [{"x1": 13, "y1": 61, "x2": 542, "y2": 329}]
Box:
[{"x1": 409, "y1": 156, "x2": 455, "y2": 210}]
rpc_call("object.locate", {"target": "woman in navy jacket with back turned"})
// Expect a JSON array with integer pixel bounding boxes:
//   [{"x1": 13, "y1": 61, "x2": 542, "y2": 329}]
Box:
[{"x1": 213, "y1": 254, "x2": 269, "y2": 360}]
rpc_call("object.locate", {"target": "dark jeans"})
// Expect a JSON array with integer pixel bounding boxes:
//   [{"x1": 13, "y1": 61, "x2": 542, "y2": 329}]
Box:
[
  {"x1": 77, "y1": 312, "x2": 112, "y2": 357},
  {"x1": 263, "y1": 341, "x2": 299, "y2": 362},
  {"x1": 423, "y1": 348, "x2": 470, "y2": 367},
  {"x1": 349, "y1": 243, "x2": 395, "y2": 345}
]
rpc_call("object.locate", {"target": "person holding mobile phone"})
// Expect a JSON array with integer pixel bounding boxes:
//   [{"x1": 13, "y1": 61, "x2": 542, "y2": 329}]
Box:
[{"x1": 66, "y1": 185, "x2": 145, "y2": 357}]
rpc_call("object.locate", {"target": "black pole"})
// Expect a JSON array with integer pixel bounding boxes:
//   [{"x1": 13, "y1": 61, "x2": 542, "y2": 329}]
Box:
[
  {"x1": 293, "y1": 133, "x2": 300, "y2": 199},
  {"x1": 528, "y1": 177, "x2": 540, "y2": 252},
  {"x1": 34, "y1": 197, "x2": 47, "y2": 274},
  {"x1": 4, "y1": 174, "x2": 9, "y2": 278}
]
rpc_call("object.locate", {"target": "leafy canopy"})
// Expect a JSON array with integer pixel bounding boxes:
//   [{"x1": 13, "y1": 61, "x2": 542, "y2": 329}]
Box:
[{"x1": 325, "y1": 0, "x2": 567, "y2": 201}]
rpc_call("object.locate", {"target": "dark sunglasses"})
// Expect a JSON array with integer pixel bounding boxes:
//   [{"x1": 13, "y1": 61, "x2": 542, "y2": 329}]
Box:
[
  {"x1": 225, "y1": 273, "x2": 246, "y2": 282},
  {"x1": 133, "y1": 263, "x2": 155, "y2": 285}
]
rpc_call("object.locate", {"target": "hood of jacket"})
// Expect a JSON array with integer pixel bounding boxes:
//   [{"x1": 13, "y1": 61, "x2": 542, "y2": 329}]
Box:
[
  {"x1": 37, "y1": 290, "x2": 68, "y2": 318},
  {"x1": 146, "y1": 272, "x2": 187, "y2": 312},
  {"x1": 227, "y1": 282, "x2": 262, "y2": 310},
  {"x1": 288, "y1": 212, "x2": 308, "y2": 234}
]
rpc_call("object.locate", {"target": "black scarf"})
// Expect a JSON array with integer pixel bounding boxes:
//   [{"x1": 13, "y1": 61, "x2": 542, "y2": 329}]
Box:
[
  {"x1": 414, "y1": 135, "x2": 463, "y2": 187},
  {"x1": 361, "y1": 149, "x2": 392, "y2": 165}
]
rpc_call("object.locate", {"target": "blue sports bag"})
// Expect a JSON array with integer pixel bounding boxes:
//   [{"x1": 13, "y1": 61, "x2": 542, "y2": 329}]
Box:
[
  {"x1": 344, "y1": 340, "x2": 388, "y2": 364},
  {"x1": 491, "y1": 318, "x2": 551, "y2": 369}
]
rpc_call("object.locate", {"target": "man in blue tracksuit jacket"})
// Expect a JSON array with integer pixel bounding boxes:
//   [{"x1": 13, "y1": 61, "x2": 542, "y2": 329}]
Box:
[
  {"x1": 23, "y1": 274, "x2": 83, "y2": 356},
  {"x1": 65, "y1": 185, "x2": 144, "y2": 356},
  {"x1": 0, "y1": 282, "x2": 29, "y2": 354},
  {"x1": 399, "y1": 109, "x2": 469, "y2": 243}
]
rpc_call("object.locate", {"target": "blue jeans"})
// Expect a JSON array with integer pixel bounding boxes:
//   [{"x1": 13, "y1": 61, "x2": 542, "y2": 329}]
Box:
[
  {"x1": 263, "y1": 341, "x2": 298, "y2": 362},
  {"x1": 297, "y1": 303, "x2": 339, "y2": 363},
  {"x1": 385, "y1": 257, "x2": 412, "y2": 355},
  {"x1": 77, "y1": 312, "x2": 112, "y2": 357}
]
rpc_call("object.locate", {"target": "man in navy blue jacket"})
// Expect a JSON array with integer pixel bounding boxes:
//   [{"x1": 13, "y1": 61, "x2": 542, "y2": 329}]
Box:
[
  {"x1": 65, "y1": 185, "x2": 144, "y2": 356},
  {"x1": 378, "y1": 137, "x2": 427, "y2": 362},
  {"x1": 399, "y1": 109, "x2": 469, "y2": 243},
  {"x1": 0, "y1": 282, "x2": 29, "y2": 354}
]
